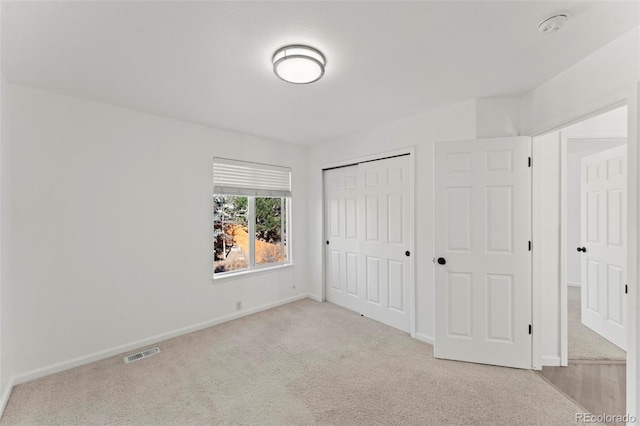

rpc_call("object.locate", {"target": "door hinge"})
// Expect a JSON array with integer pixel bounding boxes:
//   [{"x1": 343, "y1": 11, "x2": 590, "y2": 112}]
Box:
[
  {"x1": 528, "y1": 157, "x2": 532, "y2": 168},
  {"x1": 528, "y1": 324, "x2": 532, "y2": 335},
  {"x1": 625, "y1": 284, "x2": 628, "y2": 294},
  {"x1": 528, "y1": 241, "x2": 532, "y2": 251}
]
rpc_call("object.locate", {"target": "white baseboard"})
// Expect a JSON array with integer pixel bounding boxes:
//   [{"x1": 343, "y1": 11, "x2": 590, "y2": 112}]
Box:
[
  {"x1": 415, "y1": 333, "x2": 434, "y2": 345},
  {"x1": 567, "y1": 281, "x2": 582, "y2": 288},
  {"x1": 12, "y1": 294, "x2": 313, "y2": 386},
  {"x1": 541, "y1": 355, "x2": 562, "y2": 366},
  {"x1": 0, "y1": 378, "x2": 14, "y2": 419},
  {"x1": 307, "y1": 294, "x2": 323, "y2": 303}
]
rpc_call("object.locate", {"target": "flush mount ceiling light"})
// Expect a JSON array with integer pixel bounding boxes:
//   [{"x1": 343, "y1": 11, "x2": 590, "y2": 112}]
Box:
[
  {"x1": 272, "y1": 45, "x2": 325, "y2": 84},
  {"x1": 538, "y1": 14, "x2": 568, "y2": 34}
]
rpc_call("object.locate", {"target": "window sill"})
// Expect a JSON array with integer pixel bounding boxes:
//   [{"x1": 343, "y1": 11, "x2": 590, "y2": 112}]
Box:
[{"x1": 212, "y1": 263, "x2": 294, "y2": 282}]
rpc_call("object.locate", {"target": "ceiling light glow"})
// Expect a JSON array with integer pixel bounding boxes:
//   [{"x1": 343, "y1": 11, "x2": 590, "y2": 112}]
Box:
[{"x1": 272, "y1": 45, "x2": 325, "y2": 84}]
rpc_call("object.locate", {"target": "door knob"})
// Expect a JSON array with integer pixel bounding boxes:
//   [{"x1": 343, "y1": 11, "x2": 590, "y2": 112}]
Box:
[
  {"x1": 577, "y1": 247, "x2": 586, "y2": 252},
  {"x1": 437, "y1": 257, "x2": 446, "y2": 265}
]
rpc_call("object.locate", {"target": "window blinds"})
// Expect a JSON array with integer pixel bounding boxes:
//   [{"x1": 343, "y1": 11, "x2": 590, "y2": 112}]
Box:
[{"x1": 213, "y1": 158, "x2": 292, "y2": 197}]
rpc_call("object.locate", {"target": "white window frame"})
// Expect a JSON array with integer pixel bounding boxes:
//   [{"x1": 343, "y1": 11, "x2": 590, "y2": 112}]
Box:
[{"x1": 213, "y1": 158, "x2": 292, "y2": 279}]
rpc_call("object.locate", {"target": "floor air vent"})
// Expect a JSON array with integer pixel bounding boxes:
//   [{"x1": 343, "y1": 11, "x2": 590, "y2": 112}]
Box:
[{"x1": 124, "y1": 347, "x2": 160, "y2": 364}]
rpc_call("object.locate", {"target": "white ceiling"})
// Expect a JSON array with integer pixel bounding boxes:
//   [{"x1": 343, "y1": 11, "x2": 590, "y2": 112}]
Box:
[{"x1": 2, "y1": 1, "x2": 638, "y2": 145}]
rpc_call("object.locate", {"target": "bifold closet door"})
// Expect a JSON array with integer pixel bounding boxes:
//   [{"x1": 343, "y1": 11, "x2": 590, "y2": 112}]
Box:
[{"x1": 324, "y1": 155, "x2": 411, "y2": 332}]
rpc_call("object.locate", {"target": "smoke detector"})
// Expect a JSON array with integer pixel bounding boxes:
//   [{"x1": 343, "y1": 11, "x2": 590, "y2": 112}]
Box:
[{"x1": 538, "y1": 14, "x2": 568, "y2": 34}]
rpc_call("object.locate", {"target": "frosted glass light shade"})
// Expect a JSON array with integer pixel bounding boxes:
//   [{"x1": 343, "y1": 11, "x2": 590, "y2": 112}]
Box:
[{"x1": 272, "y1": 45, "x2": 325, "y2": 84}]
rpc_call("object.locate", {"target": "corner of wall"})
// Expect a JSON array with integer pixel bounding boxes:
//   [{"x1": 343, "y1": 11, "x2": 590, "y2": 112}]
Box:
[
  {"x1": 0, "y1": 377, "x2": 13, "y2": 419},
  {"x1": 0, "y1": 3, "x2": 14, "y2": 416},
  {"x1": 475, "y1": 97, "x2": 521, "y2": 138},
  {"x1": 414, "y1": 333, "x2": 434, "y2": 345}
]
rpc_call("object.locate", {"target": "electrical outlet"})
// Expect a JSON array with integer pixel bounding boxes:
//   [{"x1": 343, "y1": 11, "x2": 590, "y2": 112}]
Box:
[{"x1": 236, "y1": 301, "x2": 242, "y2": 311}]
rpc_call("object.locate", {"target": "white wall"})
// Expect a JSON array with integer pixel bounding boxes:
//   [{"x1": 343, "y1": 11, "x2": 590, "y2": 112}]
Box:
[
  {"x1": 563, "y1": 107, "x2": 628, "y2": 135},
  {"x1": 0, "y1": 73, "x2": 8, "y2": 403},
  {"x1": 520, "y1": 27, "x2": 639, "y2": 135},
  {"x1": 308, "y1": 100, "x2": 477, "y2": 342},
  {"x1": 5, "y1": 83, "x2": 310, "y2": 381},
  {"x1": 0, "y1": 0, "x2": 14, "y2": 411},
  {"x1": 475, "y1": 97, "x2": 520, "y2": 138}
]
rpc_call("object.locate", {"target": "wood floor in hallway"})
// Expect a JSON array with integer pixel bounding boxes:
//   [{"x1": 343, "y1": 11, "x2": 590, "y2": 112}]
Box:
[{"x1": 538, "y1": 360, "x2": 626, "y2": 425}]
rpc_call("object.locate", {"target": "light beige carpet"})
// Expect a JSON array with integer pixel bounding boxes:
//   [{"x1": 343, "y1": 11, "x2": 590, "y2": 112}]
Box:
[
  {"x1": 2, "y1": 299, "x2": 586, "y2": 425},
  {"x1": 568, "y1": 286, "x2": 626, "y2": 361}
]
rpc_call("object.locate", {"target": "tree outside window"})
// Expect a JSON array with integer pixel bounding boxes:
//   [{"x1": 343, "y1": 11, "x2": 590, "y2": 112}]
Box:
[
  {"x1": 214, "y1": 196, "x2": 289, "y2": 274},
  {"x1": 213, "y1": 195, "x2": 248, "y2": 273}
]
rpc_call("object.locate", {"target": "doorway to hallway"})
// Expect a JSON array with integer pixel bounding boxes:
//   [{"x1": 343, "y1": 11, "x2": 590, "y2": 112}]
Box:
[{"x1": 539, "y1": 106, "x2": 628, "y2": 419}]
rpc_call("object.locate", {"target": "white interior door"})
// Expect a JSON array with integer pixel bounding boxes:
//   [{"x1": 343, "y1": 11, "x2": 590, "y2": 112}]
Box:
[
  {"x1": 434, "y1": 137, "x2": 532, "y2": 369},
  {"x1": 580, "y1": 145, "x2": 627, "y2": 350},
  {"x1": 324, "y1": 155, "x2": 412, "y2": 333},
  {"x1": 324, "y1": 165, "x2": 362, "y2": 315}
]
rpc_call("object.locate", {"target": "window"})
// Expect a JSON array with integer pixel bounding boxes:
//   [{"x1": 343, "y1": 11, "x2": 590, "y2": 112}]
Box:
[
  {"x1": 213, "y1": 159, "x2": 291, "y2": 276},
  {"x1": 255, "y1": 197, "x2": 287, "y2": 265},
  {"x1": 213, "y1": 195, "x2": 249, "y2": 273}
]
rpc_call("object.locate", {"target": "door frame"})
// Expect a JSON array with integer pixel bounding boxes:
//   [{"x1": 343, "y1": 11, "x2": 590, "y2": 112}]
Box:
[
  {"x1": 559, "y1": 131, "x2": 627, "y2": 365},
  {"x1": 531, "y1": 83, "x2": 638, "y2": 417},
  {"x1": 321, "y1": 147, "x2": 416, "y2": 337}
]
